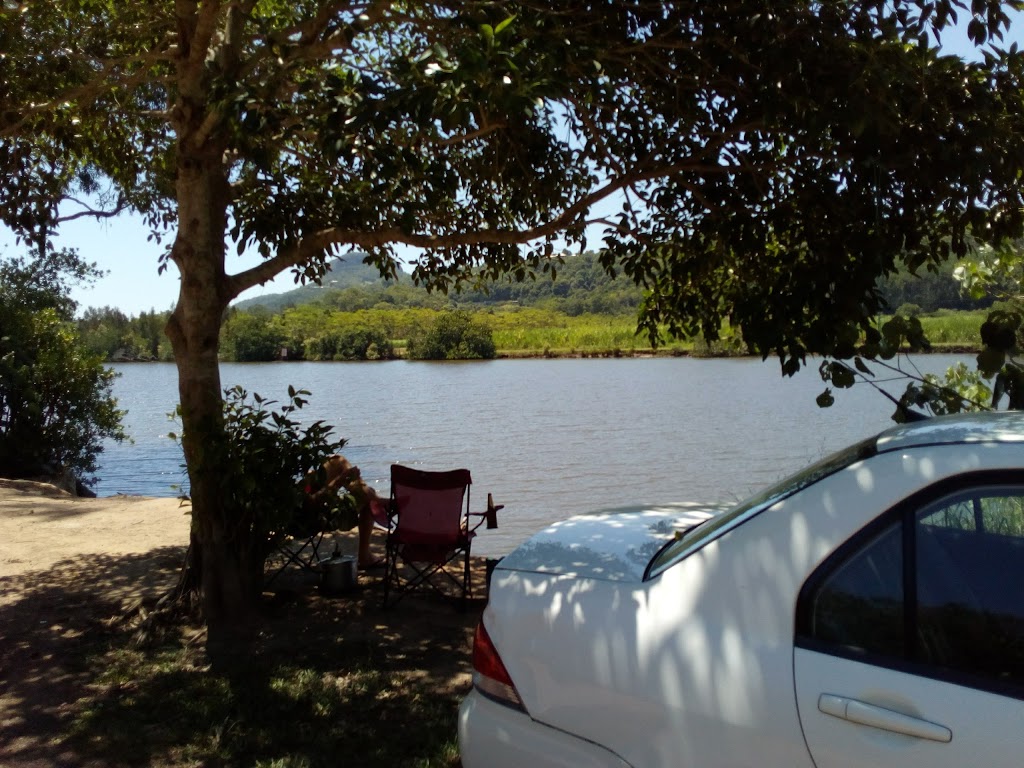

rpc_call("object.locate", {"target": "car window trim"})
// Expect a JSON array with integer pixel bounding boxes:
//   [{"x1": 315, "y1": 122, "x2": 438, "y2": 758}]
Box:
[{"x1": 795, "y1": 634, "x2": 1024, "y2": 702}]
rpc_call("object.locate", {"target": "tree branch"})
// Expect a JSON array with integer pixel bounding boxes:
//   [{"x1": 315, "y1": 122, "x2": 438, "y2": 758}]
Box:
[
  {"x1": 0, "y1": 51, "x2": 175, "y2": 139},
  {"x1": 224, "y1": 159, "x2": 736, "y2": 299},
  {"x1": 219, "y1": 0, "x2": 258, "y2": 72},
  {"x1": 190, "y1": 0, "x2": 226, "y2": 71},
  {"x1": 55, "y1": 199, "x2": 130, "y2": 225},
  {"x1": 280, "y1": 0, "x2": 393, "y2": 63},
  {"x1": 269, "y1": 0, "x2": 359, "y2": 48},
  {"x1": 434, "y1": 123, "x2": 506, "y2": 147},
  {"x1": 191, "y1": 107, "x2": 227, "y2": 151}
]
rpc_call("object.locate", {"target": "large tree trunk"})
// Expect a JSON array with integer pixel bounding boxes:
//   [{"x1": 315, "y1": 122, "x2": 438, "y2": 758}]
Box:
[{"x1": 165, "y1": 126, "x2": 263, "y2": 655}]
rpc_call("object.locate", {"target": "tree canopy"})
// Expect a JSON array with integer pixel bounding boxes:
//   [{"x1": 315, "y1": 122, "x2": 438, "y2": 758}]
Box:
[
  {"x1": 2, "y1": 0, "x2": 1023, "y2": 643},
  {"x1": 5, "y1": 2, "x2": 1021, "y2": 343}
]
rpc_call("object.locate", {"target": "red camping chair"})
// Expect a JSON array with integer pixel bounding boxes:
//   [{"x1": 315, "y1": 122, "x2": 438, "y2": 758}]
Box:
[{"x1": 382, "y1": 464, "x2": 497, "y2": 608}]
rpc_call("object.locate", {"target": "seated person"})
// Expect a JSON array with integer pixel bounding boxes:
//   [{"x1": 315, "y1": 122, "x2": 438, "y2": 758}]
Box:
[{"x1": 316, "y1": 455, "x2": 387, "y2": 570}]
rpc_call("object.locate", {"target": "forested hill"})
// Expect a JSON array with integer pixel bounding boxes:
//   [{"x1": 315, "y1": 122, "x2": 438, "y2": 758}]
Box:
[
  {"x1": 233, "y1": 251, "x2": 988, "y2": 317},
  {"x1": 233, "y1": 253, "x2": 392, "y2": 312},
  {"x1": 234, "y1": 251, "x2": 647, "y2": 315}
]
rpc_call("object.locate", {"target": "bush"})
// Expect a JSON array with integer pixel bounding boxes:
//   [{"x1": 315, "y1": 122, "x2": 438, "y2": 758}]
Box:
[
  {"x1": 305, "y1": 327, "x2": 395, "y2": 361},
  {"x1": 407, "y1": 310, "x2": 496, "y2": 360},
  {"x1": 896, "y1": 303, "x2": 924, "y2": 318},
  {"x1": 0, "y1": 250, "x2": 126, "y2": 483},
  {"x1": 195, "y1": 386, "x2": 350, "y2": 568}
]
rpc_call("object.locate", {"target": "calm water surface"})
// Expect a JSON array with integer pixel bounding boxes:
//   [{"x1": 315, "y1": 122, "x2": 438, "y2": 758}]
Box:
[{"x1": 98, "y1": 356, "x2": 971, "y2": 555}]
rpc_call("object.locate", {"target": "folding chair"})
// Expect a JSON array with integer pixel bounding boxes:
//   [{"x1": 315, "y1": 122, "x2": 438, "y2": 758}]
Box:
[
  {"x1": 264, "y1": 487, "x2": 337, "y2": 586},
  {"x1": 265, "y1": 527, "x2": 325, "y2": 586},
  {"x1": 382, "y1": 464, "x2": 496, "y2": 608}
]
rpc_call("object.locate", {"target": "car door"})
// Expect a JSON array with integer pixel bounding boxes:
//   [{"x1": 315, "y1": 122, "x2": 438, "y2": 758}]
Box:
[{"x1": 793, "y1": 476, "x2": 1024, "y2": 768}]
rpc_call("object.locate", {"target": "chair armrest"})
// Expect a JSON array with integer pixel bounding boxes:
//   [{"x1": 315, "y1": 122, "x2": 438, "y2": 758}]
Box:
[{"x1": 469, "y1": 501, "x2": 503, "y2": 530}]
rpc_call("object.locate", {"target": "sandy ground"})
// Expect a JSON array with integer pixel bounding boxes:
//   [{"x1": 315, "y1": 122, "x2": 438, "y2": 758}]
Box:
[
  {"x1": 0, "y1": 481, "x2": 432, "y2": 767},
  {"x1": 0, "y1": 482, "x2": 192, "y2": 604},
  {"x1": 0, "y1": 482, "x2": 194, "y2": 766}
]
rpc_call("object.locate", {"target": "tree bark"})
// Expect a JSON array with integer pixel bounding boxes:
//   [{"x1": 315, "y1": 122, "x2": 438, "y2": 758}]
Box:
[{"x1": 165, "y1": 109, "x2": 263, "y2": 653}]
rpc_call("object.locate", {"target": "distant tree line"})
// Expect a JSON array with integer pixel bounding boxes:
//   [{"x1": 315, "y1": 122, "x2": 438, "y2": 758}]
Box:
[
  {"x1": 219, "y1": 305, "x2": 496, "y2": 361},
  {"x1": 878, "y1": 262, "x2": 998, "y2": 314},
  {"x1": 77, "y1": 306, "x2": 175, "y2": 361},
  {"x1": 76, "y1": 252, "x2": 993, "y2": 363}
]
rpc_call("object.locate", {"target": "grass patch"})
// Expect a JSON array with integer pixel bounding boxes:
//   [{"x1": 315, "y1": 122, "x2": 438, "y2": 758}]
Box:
[
  {"x1": 63, "y1": 591, "x2": 472, "y2": 768},
  {"x1": 2, "y1": 559, "x2": 480, "y2": 768},
  {"x1": 918, "y1": 310, "x2": 987, "y2": 346},
  {"x1": 485, "y1": 309, "x2": 694, "y2": 356}
]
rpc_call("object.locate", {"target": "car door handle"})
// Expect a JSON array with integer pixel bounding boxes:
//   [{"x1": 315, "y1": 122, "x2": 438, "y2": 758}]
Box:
[{"x1": 818, "y1": 694, "x2": 952, "y2": 743}]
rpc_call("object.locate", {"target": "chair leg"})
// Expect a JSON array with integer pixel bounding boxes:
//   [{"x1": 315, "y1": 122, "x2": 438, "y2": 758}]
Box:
[
  {"x1": 461, "y1": 548, "x2": 472, "y2": 611},
  {"x1": 382, "y1": 539, "x2": 401, "y2": 607},
  {"x1": 265, "y1": 532, "x2": 326, "y2": 587},
  {"x1": 382, "y1": 539, "x2": 476, "y2": 610},
  {"x1": 382, "y1": 545, "x2": 391, "y2": 607}
]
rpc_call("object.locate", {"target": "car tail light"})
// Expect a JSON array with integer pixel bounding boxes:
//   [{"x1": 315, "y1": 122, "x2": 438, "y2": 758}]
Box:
[{"x1": 472, "y1": 620, "x2": 525, "y2": 711}]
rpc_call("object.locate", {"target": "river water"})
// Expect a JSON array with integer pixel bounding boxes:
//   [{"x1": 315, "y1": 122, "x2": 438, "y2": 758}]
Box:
[{"x1": 96, "y1": 355, "x2": 972, "y2": 556}]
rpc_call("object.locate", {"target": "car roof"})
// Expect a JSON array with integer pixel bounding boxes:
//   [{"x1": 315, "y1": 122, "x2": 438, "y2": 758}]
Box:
[{"x1": 875, "y1": 411, "x2": 1024, "y2": 454}]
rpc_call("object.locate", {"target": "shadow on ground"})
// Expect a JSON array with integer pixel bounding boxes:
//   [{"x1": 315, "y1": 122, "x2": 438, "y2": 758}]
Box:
[
  {"x1": 0, "y1": 542, "x2": 487, "y2": 767},
  {"x1": 0, "y1": 546, "x2": 187, "y2": 767}
]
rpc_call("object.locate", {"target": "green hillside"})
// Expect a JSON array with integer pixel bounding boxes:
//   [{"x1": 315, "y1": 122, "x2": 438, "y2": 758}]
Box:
[
  {"x1": 236, "y1": 251, "x2": 646, "y2": 316},
  {"x1": 78, "y1": 251, "x2": 993, "y2": 363},
  {"x1": 233, "y1": 253, "x2": 396, "y2": 312},
  {"x1": 233, "y1": 250, "x2": 984, "y2": 317}
]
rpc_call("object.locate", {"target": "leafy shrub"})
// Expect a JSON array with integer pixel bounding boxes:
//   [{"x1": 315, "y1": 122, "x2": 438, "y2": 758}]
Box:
[
  {"x1": 896, "y1": 303, "x2": 923, "y2": 318},
  {"x1": 407, "y1": 310, "x2": 496, "y2": 360},
  {"x1": 305, "y1": 327, "x2": 395, "y2": 361},
  {"x1": 0, "y1": 250, "x2": 126, "y2": 483},
  {"x1": 188, "y1": 386, "x2": 351, "y2": 569}
]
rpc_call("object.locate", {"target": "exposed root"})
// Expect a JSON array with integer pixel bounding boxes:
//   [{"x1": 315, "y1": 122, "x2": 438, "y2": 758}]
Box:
[{"x1": 112, "y1": 544, "x2": 204, "y2": 648}]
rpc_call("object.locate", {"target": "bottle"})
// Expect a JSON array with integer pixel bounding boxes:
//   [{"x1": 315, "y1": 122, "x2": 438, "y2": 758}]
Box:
[{"x1": 486, "y1": 493, "x2": 498, "y2": 529}]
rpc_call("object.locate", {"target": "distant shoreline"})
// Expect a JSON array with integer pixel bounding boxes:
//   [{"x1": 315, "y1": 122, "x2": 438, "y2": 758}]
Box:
[{"x1": 108, "y1": 343, "x2": 981, "y2": 364}]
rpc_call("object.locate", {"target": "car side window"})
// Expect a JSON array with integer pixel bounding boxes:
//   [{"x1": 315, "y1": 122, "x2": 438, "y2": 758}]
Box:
[
  {"x1": 809, "y1": 521, "x2": 904, "y2": 658},
  {"x1": 799, "y1": 483, "x2": 1024, "y2": 695},
  {"x1": 917, "y1": 490, "x2": 1024, "y2": 685}
]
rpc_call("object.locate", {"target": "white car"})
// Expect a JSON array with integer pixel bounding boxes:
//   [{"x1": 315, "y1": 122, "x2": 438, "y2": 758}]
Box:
[{"x1": 459, "y1": 411, "x2": 1024, "y2": 767}]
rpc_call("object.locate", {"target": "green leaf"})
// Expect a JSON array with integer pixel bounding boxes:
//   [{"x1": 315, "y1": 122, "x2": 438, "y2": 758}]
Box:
[
  {"x1": 494, "y1": 15, "x2": 516, "y2": 35},
  {"x1": 830, "y1": 363, "x2": 856, "y2": 389}
]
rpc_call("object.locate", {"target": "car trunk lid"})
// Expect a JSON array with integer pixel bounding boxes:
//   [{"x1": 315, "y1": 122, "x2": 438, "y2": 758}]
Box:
[{"x1": 495, "y1": 501, "x2": 727, "y2": 583}]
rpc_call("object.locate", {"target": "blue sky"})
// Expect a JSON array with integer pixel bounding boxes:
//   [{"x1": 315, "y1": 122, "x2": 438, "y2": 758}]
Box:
[{"x1": 1, "y1": 11, "x2": 1019, "y2": 317}]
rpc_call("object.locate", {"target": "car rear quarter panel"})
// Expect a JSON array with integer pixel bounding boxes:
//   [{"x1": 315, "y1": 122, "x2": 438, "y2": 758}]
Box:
[{"x1": 485, "y1": 443, "x2": 1024, "y2": 767}]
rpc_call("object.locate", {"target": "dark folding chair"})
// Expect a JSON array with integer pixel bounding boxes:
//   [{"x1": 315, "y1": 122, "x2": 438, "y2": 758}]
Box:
[
  {"x1": 382, "y1": 464, "x2": 497, "y2": 608},
  {"x1": 265, "y1": 527, "x2": 325, "y2": 586},
  {"x1": 264, "y1": 490, "x2": 334, "y2": 586}
]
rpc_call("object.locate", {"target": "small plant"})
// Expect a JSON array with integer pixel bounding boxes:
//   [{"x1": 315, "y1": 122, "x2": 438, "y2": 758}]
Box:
[{"x1": 225, "y1": 386, "x2": 352, "y2": 560}]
